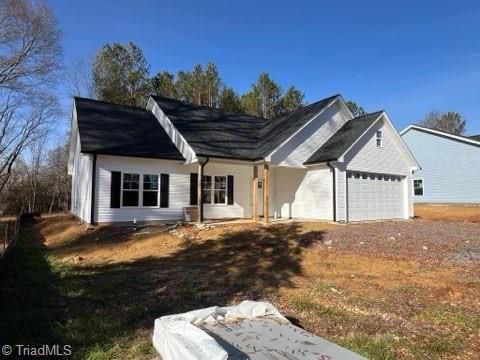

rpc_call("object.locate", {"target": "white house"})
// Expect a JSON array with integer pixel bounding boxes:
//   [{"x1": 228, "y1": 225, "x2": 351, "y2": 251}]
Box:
[
  {"x1": 401, "y1": 125, "x2": 480, "y2": 203},
  {"x1": 68, "y1": 94, "x2": 418, "y2": 224}
]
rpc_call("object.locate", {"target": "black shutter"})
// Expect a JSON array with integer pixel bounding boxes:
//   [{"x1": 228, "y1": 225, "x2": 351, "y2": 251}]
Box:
[
  {"x1": 190, "y1": 173, "x2": 198, "y2": 205},
  {"x1": 227, "y1": 175, "x2": 234, "y2": 205},
  {"x1": 160, "y1": 174, "x2": 169, "y2": 208},
  {"x1": 110, "y1": 171, "x2": 121, "y2": 208}
]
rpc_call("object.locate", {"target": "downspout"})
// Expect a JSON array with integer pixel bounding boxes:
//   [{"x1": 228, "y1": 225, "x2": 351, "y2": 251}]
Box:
[
  {"x1": 90, "y1": 154, "x2": 97, "y2": 225},
  {"x1": 327, "y1": 162, "x2": 336, "y2": 222}
]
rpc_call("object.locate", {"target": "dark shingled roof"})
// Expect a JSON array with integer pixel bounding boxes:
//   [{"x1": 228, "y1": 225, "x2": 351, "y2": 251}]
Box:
[
  {"x1": 151, "y1": 94, "x2": 339, "y2": 160},
  {"x1": 255, "y1": 94, "x2": 340, "y2": 157},
  {"x1": 469, "y1": 134, "x2": 480, "y2": 142},
  {"x1": 304, "y1": 111, "x2": 383, "y2": 165},
  {"x1": 75, "y1": 97, "x2": 184, "y2": 160},
  {"x1": 151, "y1": 96, "x2": 267, "y2": 160}
]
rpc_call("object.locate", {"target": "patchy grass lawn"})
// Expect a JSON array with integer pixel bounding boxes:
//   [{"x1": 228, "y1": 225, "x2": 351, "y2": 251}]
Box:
[
  {"x1": 1, "y1": 215, "x2": 479, "y2": 359},
  {"x1": 415, "y1": 203, "x2": 480, "y2": 224}
]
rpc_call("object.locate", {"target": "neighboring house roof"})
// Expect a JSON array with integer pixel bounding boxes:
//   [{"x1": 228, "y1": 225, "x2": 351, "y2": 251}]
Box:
[
  {"x1": 74, "y1": 97, "x2": 184, "y2": 160},
  {"x1": 470, "y1": 134, "x2": 480, "y2": 142},
  {"x1": 304, "y1": 111, "x2": 383, "y2": 165},
  {"x1": 400, "y1": 125, "x2": 480, "y2": 148},
  {"x1": 150, "y1": 94, "x2": 339, "y2": 160}
]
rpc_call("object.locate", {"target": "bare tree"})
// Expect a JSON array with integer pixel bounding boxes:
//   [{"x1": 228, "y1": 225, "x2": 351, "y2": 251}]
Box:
[
  {"x1": 419, "y1": 111, "x2": 466, "y2": 135},
  {"x1": 0, "y1": 135, "x2": 70, "y2": 216},
  {"x1": 65, "y1": 56, "x2": 95, "y2": 98},
  {"x1": 0, "y1": 0, "x2": 62, "y2": 194},
  {"x1": 45, "y1": 137, "x2": 70, "y2": 212}
]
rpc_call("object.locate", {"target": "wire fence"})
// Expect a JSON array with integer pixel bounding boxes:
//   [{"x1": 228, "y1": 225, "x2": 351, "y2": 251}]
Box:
[{"x1": 0, "y1": 216, "x2": 20, "y2": 260}]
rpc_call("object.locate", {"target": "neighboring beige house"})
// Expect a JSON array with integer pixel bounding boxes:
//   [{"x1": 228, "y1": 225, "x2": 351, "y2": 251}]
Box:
[{"x1": 68, "y1": 94, "x2": 418, "y2": 224}]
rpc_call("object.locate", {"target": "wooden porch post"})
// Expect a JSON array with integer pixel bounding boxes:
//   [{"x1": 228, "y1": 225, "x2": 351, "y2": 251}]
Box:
[
  {"x1": 263, "y1": 163, "x2": 270, "y2": 224},
  {"x1": 252, "y1": 165, "x2": 258, "y2": 222},
  {"x1": 197, "y1": 162, "x2": 204, "y2": 223}
]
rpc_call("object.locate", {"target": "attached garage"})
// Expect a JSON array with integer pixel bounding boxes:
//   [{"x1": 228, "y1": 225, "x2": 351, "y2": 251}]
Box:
[{"x1": 347, "y1": 171, "x2": 406, "y2": 221}]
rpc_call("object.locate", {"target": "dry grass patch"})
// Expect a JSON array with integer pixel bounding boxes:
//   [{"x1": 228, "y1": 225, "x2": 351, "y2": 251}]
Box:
[{"x1": 415, "y1": 204, "x2": 480, "y2": 223}]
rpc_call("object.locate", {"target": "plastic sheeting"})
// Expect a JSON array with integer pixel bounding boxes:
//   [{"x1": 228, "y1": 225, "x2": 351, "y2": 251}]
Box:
[{"x1": 153, "y1": 300, "x2": 366, "y2": 360}]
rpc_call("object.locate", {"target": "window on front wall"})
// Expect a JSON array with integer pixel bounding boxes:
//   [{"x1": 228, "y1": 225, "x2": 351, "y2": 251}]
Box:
[
  {"x1": 143, "y1": 174, "x2": 159, "y2": 207},
  {"x1": 201, "y1": 175, "x2": 228, "y2": 204},
  {"x1": 202, "y1": 175, "x2": 212, "y2": 204},
  {"x1": 413, "y1": 179, "x2": 423, "y2": 196},
  {"x1": 122, "y1": 173, "x2": 139, "y2": 206},
  {"x1": 376, "y1": 130, "x2": 382, "y2": 147},
  {"x1": 214, "y1": 176, "x2": 227, "y2": 204}
]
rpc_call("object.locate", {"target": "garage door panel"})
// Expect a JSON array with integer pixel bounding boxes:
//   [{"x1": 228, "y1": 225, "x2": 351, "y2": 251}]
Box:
[{"x1": 347, "y1": 171, "x2": 405, "y2": 221}]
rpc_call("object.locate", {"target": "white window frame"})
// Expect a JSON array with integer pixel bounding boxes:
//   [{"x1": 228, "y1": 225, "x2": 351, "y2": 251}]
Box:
[
  {"x1": 121, "y1": 172, "x2": 140, "y2": 208},
  {"x1": 202, "y1": 175, "x2": 213, "y2": 205},
  {"x1": 413, "y1": 178, "x2": 424, "y2": 196},
  {"x1": 120, "y1": 171, "x2": 163, "y2": 208},
  {"x1": 376, "y1": 130, "x2": 383, "y2": 147},
  {"x1": 213, "y1": 175, "x2": 227, "y2": 205},
  {"x1": 142, "y1": 174, "x2": 160, "y2": 208},
  {"x1": 202, "y1": 174, "x2": 229, "y2": 205}
]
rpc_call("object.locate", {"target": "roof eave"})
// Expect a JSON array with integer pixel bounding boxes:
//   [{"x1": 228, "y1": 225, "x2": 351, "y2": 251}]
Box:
[{"x1": 303, "y1": 158, "x2": 338, "y2": 166}]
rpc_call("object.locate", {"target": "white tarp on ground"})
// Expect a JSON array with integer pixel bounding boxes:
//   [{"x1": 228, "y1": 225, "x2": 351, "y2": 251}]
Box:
[{"x1": 152, "y1": 300, "x2": 366, "y2": 360}]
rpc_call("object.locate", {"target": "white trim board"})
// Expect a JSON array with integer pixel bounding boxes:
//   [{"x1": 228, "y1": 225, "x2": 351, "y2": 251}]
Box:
[{"x1": 147, "y1": 97, "x2": 198, "y2": 164}]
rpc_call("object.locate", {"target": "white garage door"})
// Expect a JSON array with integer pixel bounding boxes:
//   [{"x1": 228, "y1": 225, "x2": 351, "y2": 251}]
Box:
[{"x1": 347, "y1": 172, "x2": 405, "y2": 221}]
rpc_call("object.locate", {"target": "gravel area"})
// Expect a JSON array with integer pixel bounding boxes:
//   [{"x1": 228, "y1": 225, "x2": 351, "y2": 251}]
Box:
[{"x1": 320, "y1": 219, "x2": 480, "y2": 264}]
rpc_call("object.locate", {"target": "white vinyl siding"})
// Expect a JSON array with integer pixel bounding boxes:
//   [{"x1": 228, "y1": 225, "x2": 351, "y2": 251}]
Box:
[
  {"x1": 335, "y1": 164, "x2": 348, "y2": 222},
  {"x1": 402, "y1": 128, "x2": 480, "y2": 203},
  {"x1": 70, "y1": 133, "x2": 93, "y2": 223},
  {"x1": 94, "y1": 155, "x2": 252, "y2": 222},
  {"x1": 271, "y1": 165, "x2": 333, "y2": 220},
  {"x1": 338, "y1": 118, "x2": 412, "y2": 221},
  {"x1": 268, "y1": 101, "x2": 352, "y2": 167},
  {"x1": 344, "y1": 118, "x2": 411, "y2": 175}
]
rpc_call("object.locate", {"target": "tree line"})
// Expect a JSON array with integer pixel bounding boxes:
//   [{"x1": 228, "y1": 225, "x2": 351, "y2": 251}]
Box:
[
  {"x1": 89, "y1": 42, "x2": 471, "y2": 135},
  {"x1": 89, "y1": 42, "x2": 306, "y2": 119}
]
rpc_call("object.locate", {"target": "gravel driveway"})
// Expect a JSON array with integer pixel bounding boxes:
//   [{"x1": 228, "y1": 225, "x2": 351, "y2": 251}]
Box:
[{"x1": 321, "y1": 219, "x2": 480, "y2": 264}]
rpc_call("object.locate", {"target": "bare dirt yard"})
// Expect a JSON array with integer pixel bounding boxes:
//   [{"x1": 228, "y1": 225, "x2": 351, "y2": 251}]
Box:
[{"x1": 1, "y1": 213, "x2": 479, "y2": 359}]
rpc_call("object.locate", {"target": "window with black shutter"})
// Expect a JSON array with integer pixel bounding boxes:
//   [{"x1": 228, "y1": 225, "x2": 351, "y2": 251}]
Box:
[
  {"x1": 122, "y1": 173, "x2": 140, "y2": 206},
  {"x1": 143, "y1": 174, "x2": 159, "y2": 207}
]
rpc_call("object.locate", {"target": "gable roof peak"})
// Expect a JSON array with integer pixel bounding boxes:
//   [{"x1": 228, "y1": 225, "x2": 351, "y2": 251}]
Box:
[
  {"x1": 149, "y1": 93, "x2": 341, "y2": 161},
  {"x1": 304, "y1": 110, "x2": 383, "y2": 165}
]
